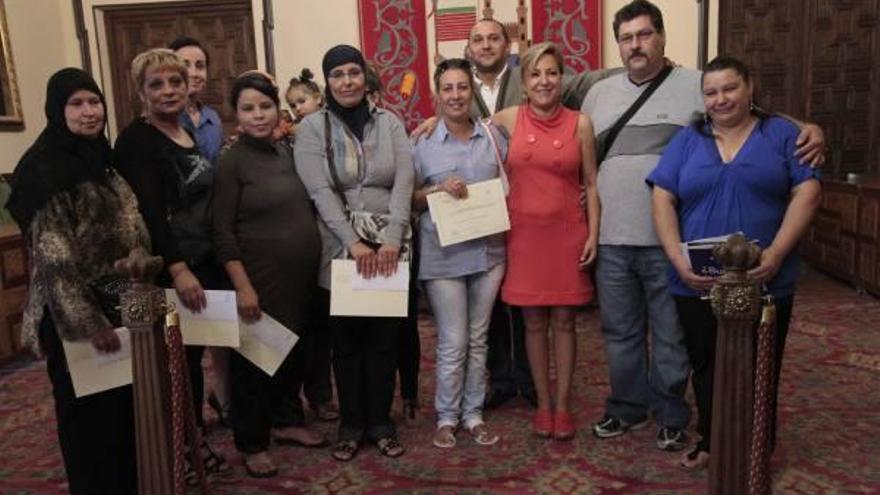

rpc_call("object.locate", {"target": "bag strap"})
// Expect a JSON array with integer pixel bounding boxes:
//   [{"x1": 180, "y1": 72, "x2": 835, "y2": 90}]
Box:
[
  {"x1": 324, "y1": 112, "x2": 350, "y2": 210},
  {"x1": 478, "y1": 120, "x2": 510, "y2": 196},
  {"x1": 597, "y1": 65, "x2": 673, "y2": 165}
]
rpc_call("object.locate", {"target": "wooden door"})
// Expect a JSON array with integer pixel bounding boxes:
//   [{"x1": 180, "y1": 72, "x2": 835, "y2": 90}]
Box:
[
  {"x1": 718, "y1": 1, "x2": 807, "y2": 118},
  {"x1": 804, "y1": 1, "x2": 880, "y2": 175},
  {"x1": 719, "y1": 0, "x2": 880, "y2": 176},
  {"x1": 102, "y1": 0, "x2": 257, "y2": 135}
]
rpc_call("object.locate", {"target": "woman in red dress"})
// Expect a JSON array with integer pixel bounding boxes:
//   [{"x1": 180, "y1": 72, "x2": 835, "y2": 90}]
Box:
[{"x1": 492, "y1": 42, "x2": 600, "y2": 440}]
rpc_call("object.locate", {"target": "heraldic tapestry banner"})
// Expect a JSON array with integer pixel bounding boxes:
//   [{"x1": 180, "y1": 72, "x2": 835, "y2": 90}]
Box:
[
  {"x1": 358, "y1": 0, "x2": 434, "y2": 132},
  {"x1": 531, "y1": 0, "x2": 602, "y2": 72}
]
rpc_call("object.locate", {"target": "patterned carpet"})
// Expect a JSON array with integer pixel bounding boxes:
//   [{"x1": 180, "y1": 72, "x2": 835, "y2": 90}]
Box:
[{"x1": 1, "y1": 267, "x2": 879, "y2": 494}]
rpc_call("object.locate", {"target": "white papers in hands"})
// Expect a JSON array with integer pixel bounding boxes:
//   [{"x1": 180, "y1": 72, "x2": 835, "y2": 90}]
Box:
[
  {"x1": 350, "y1": 263, "x2": 410, "y2": 291},
  {"x1": 62, "y1": 327, "x2": 132, "y2": 397},
  {"x1": 165, "y1": 289, "x2": 240, "y2": 347},
  {"x1": 330, "y1": 260, "x2": 409, "y2": 317},
  {"x1": 237, "y1": 313, "x2": 298, "y2": 376}
]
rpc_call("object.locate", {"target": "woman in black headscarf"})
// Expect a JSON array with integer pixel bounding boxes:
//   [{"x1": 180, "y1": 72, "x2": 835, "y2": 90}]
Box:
[
  {"x1": 7, "y1": 67, "x2": 149, "y2": 494},
  {"x1": 294, "y1": 45, "x2": 414, "y2": 461}
]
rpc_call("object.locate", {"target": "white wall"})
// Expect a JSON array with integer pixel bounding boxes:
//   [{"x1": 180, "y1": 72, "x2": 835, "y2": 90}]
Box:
[
  {"x1": 0, "y1": 0, "x2": 79, "y2": 173},
  {"x1": 271, "y1": 0, "x2": 360, "y2": 97}
]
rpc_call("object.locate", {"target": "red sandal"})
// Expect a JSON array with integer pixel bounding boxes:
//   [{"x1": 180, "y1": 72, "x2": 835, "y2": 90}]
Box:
[
  {"x1": 533, "y1": 410, "x2": 554, "y2": 438},
  {"x1": 554, "y1": 411, "x2": 575, "y2": 441}
]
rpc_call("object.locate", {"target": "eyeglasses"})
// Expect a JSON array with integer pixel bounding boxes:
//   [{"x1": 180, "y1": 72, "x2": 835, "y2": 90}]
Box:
[
  {"x1": 618, "y1": 29, "x2": 656, "y2": 45},
  {"x1": 327, "y1": 68, "x2": 364, "y2": 81}
]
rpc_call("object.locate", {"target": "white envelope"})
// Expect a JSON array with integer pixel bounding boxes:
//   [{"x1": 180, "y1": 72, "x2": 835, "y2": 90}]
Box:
[
  {"x1": 350, "y1": 263, "x2": 410, "y2": 291},
  {"x1": 165, "y1": 289, "x2": 240, "y2": 347},
  {"x1": 62, "y1": 327, "x2": 132, "y2": 398},
  {"x1": 330, "y1": 260, "x2": 409, "y2": 317},
  {"x1": 236, "y1": 313, "x2": 299, "y2": 376}
]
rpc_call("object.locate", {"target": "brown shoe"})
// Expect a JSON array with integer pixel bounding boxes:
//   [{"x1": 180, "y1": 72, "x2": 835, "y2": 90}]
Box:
[
  {"x1": 315, "y1": 402, "x2": 340, "y2": 421},
  {"x1": 243, "y1": 451, "x2": 278, "y2": 478},
  {"x1": 432, "y1": 425, "x2": 456, "y2": 448},
  {"x1": 469, "y1": 423, "x2": 500, "y2": 446},
  {"x1": 376, "y1": 436, "x2": 405, "y2": 458},
  {"x1": 680, "y1": 446, "x2": 710, "y2": 469},
  {"x1": 332, "y1": 440, "x2": 359, "y2": 462},
  {"x1": 272, "y1": 426, "x2": 328, "y2": 447}
]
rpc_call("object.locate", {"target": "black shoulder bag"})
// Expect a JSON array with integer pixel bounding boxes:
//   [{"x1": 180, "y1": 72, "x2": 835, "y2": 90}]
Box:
[{"x1": 597, "y1": 65, "x2": 673, "y2": 165}]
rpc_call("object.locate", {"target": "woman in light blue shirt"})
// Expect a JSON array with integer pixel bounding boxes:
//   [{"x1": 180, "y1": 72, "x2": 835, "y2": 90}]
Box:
[{"x1": 412, "y1": 58, "x2": 507, "y2": 449}]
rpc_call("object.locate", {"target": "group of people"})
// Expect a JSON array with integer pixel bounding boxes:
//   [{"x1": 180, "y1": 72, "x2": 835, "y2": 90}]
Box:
[{"x1": 6, "y1": 0, "x2": 825, "y2": 492}]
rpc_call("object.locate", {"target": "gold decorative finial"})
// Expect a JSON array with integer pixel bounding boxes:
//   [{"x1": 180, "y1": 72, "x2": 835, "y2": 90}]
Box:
[{"x1": 713, "y1": 233, "x2": 761, "y2": 273}]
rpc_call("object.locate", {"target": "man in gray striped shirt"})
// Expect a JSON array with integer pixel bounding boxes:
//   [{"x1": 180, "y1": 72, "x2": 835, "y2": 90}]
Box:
[{"x1": 581, "y1": 0, "x2": 695, "y2": 453}]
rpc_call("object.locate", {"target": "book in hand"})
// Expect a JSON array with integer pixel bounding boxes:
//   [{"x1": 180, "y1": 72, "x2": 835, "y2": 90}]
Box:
[{"x1": 680, "y1": 233, "x2": 749, "y2": 277}]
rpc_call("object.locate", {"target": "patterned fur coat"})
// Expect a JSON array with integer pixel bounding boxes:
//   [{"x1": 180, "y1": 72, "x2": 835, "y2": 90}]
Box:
[{"x1": 20, "y1": 170, "x2": 150, "y2": 354}]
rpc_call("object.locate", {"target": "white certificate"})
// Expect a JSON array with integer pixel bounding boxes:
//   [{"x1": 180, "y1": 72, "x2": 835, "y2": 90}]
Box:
[
  {"x1": 62, "y1": 327, "x2": 132, "y2": 398},
  {"x1": 330, "y1": 260, "x2": 409, "y2": 317},
  {"x1": 426, "y1": 178, "x2": 510, "y2": 247},
  {"x1": 237, "y1": 313, "x2": 299, "y2": 376},
  {"x1": 165, "y1": 289, "x2": 240, "y2": 347}
]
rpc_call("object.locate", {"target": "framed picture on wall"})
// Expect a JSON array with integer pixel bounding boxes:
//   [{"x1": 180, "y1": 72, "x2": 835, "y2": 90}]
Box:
[{"x1": 0, "y1": 0, "x2": 24, "y2": 130}]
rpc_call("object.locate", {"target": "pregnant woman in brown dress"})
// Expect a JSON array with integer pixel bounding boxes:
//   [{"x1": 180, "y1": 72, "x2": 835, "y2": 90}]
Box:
[{"x1": 213, "y1": 72, "x2": 322, "y2": 478}]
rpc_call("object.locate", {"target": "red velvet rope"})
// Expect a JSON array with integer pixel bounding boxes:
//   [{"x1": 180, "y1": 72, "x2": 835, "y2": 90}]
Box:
[
  {"x1": 749, "y1": 297, "x2": 776, "y2": 495},
  {"x1": 165, "y1": 315, "x2": 208, "y2": 494}
]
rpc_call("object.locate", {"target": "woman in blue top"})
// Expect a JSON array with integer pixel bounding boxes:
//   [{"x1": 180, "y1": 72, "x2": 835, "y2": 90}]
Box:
[
  {"x1": 412, "y1": 58, "x2": 507, "y2": 449},
  {"x1": 648, "y1": 56, "x2": 821, "y2": 469}
]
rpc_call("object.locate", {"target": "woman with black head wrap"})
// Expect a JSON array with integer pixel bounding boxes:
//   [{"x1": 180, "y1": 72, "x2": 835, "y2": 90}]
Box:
[
  {"x1": 294, "y1": 45, "x2": 414, "y2": 461},
  {"x1": 7, "y1": 67, "x2": 148, "y2": 494}
]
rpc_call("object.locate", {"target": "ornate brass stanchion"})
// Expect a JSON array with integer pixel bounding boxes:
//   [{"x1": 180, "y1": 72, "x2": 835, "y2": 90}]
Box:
[
  {"x1": 115, "y1": 249, "x2": 174, "y2": 494},
  {"x1": 708, "y1": 235, "x2": 762, "y2": 494},
  {"x1": 116, "y1": 249, "x2": 208, "y2": 494}
]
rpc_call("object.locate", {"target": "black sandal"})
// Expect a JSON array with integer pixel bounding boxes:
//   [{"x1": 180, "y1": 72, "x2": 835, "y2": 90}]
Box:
[
  {"x1": 376, "y1": 436, "x2": 405, "y2": 458},
  {"x1": 332, "y1": 440, "x2": 359, "y2": 462},
  {"x1": 184, "y1": 441, "x2": 232, "y2": 486}
]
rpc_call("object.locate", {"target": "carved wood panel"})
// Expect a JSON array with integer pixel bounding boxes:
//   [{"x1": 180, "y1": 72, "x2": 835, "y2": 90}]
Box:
[
  {"x1": 103, "y1": 0, "x2": 256, "y2": 135},
  {"x1": 720, "y1": 0, "x2": 880, "y2": 175},
  {"x1": 857, "y1": 184, "x2": 880, "y2": 293},
  {"x1": 803, "y1": 181, "x2": 859, "y2": 281},
  {"x1": 0, "y1": 225, "x2": 26, "y2": 361},
  {"x1": 719, "y1": 0, "x2": 806, "y2": 117},
  {"x1": 804, "y1": 0, "x2": 880, "y2": 174}
]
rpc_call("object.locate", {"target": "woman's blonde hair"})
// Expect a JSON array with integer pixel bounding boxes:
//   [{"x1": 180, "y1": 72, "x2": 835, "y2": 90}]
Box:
[
  {"x1": 519, "y1": 42, "x2": 565, "y2": 83},
  {"x1": 130, "y1": 48, "x2": 187, "y2": 92}
]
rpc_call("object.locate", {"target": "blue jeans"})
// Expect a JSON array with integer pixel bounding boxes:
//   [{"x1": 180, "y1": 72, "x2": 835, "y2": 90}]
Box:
[
  {"x1": 595, "y1": 245, "x2": 691, "y2": 429},
  {"x1": 425, "y1": 263, "x2": 505, "y2": 428}
]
